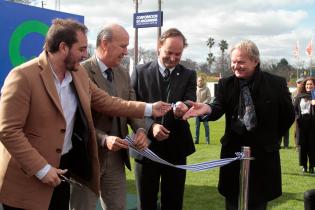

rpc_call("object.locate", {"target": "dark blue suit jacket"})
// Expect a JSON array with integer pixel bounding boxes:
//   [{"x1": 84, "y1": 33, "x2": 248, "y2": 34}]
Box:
[{"x1": 131, "y1": 60, "x2": 196, "y2": 163}]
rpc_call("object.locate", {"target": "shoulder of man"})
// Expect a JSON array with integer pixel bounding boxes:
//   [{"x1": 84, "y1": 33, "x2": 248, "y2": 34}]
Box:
[
  {"x1": 261, "y1": 71, "x2": 286, "y2": 86},
  {"x1": 217, "y1": 74, "x2": 235, "y2": 86},
  {"x1": 14, "y1": 56, "x2": 40, "y2": 73},
  {"x1": 176, "y1": 63, "x2": 194, "y2": 72},
  {"x1": 80, "y1": 56, "x2": 95, "y2": 71},
  {"x1": 175, "y1": 64, "x2": 197, "y2": 79}
]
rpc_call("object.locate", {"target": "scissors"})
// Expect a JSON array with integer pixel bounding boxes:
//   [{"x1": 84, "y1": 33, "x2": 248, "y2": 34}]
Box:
[{"x1": 59, "y1": 174, "x2": 82, "y2": 188}]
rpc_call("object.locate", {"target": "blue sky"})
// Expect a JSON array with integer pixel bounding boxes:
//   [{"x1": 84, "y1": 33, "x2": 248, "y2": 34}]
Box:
[{"x1": 32, "y1": 0, "x2": 314, "y2": 67}]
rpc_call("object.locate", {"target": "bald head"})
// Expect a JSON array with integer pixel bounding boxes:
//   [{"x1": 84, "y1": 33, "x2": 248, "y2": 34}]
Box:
[
  {"x1": 96, "y1": 24, "x2": 128, "y2": 47},
  {"x1": 96, "y1": 23, "x2": 129, "y2": 67}
]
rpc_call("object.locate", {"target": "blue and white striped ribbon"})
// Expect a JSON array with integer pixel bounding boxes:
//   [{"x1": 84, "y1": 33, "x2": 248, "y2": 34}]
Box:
[{"x1": 125, "y1": 135, "x2": 244, "y2": 172}]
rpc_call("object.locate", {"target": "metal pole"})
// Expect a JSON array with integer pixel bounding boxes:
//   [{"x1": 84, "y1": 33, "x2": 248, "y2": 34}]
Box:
[
  {"x1": 134, "y1": 0, "x2": 139, "y2": 66},
  {"x1": 310, "y1": 57, "x2": 313, "y2": 77},
  {"x1": 238, "y1": 146, "x2": 251, "y2": 210},
  {"x1": 157, "y1": 0, "x2": 161, "y2": 51}
]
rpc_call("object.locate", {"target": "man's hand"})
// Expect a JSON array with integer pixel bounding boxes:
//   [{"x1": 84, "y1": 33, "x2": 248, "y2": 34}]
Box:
[
  {"x1": 152, "y1": 101, "x2": 172, "y2": 117},
  {"x1": 173, "y1": 101, "x2": 188, "y2": 118},
  {"x1": 105, "y1": 136, "x2": 129, "y2": 151},
  {"x1": 152, "y1": 123, "x2": 170, "y2": 141},
  {"x1": 41, "y1": 167, "x2": 67, "y2": 187},
  {"x1": 182, "y1": 101, "x2": 212, "y2": 120},
  {"x1": 134, "y1": 129, "x2": 149, "y2": 150}
]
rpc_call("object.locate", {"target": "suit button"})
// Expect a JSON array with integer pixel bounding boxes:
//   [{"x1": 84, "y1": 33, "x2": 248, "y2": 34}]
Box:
[
  {"x1": 56, "y1": 148, "x2": 62, "y2": 153},
  {"x1": 60, "y1": 129, "x2": 66, "y2": 133}
]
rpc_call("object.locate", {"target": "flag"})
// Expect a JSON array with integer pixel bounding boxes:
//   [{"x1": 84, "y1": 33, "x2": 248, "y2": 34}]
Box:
[
  {"x1": 306, "y1": 39, "x2": 313, "y2": 57},
  {"x1": 293, "y1": 40, "x2": 300, "y2": 58}
]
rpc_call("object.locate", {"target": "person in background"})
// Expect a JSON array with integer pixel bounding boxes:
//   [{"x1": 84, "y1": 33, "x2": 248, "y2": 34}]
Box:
[
  {"x1": 70, "y1": 24, "x2": 149, "y2": 210},
  {"x1": 0, "y1": 18, "x2": 170, "y2": 210},
  {"x1": 195, "y1": 76, "x2": 211, "y2": 144},
  {"x1": 293, "y1": 77, "x2": 315, "y2": 174},
  {"x1": 131, "y1": 28, "x2": 196, "y2": 210},
  {"x1": 293, "y1": 77, "x2": 305, "y2": 100},
  {"x1": 292, "y1": 77, "x2": 305, "y2": 149},
  {"x1": 182, "y1": 40, "x2": 295, "y2": 210}
]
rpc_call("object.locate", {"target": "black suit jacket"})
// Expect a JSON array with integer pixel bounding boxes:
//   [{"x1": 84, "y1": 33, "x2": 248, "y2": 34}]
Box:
[
  {"x1": 131, "y1": 60, "x2": 196, "y2": 163},
  {"x1": 204, "y1": 68, "x2": 295, "y2": 204}
]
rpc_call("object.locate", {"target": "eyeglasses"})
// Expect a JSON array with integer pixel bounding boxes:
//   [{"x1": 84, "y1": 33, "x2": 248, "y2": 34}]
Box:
[{"x1": 59, "y1": 174, "x2": 82, "y2": 188}]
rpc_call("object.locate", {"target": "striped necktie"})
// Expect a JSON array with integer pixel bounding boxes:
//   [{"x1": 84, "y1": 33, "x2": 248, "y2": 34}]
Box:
[{"x1": 164, "y1": 68, "x2": 170, "y2": 80}]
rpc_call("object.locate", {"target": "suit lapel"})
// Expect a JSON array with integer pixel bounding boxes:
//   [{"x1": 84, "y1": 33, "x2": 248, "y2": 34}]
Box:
[
  {"x1": 151, "y1": 61, "x2": 163, "y2": 100},
  {"x1": 89, "y1": 56, "x2": 108, "y2": 91},
  {"x1": 38, "y1": 52, "x2": 64, "y2": 116}
]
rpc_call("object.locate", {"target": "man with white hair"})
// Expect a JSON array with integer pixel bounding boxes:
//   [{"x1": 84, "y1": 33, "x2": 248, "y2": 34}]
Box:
[{"x1": 183, "y1": 40, "x2": 295, "y2": 210}]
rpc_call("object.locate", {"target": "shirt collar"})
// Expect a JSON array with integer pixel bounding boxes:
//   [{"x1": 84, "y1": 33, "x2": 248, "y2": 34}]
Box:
[
  {"x1": 157, "y1": 59, "x2": 175, "y2": 76},
  {"x1": 48, "y1": 58, "x2": 73, "y2": 86},
  {"x1": 96, "y1": 55, "x2": 110, "y2": 73}
]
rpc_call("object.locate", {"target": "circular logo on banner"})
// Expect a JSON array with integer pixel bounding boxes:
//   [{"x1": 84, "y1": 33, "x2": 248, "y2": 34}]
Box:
[{"x1": 9, "y1": 20, "x2": 49, "y2": 67}]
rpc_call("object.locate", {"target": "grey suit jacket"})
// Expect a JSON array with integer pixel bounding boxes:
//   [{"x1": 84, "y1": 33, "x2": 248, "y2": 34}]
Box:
[{"x1": 81, "y1": 55, "x2": 145, "y2": 169}]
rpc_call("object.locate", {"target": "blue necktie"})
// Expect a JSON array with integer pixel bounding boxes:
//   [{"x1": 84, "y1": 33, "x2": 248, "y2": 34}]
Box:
[
  {"x1": 239, "y1": 81, "x2": 257, "y2": 131},
  {"x1": 105, "y1": 68, "x2": 112, "y2": 82}
]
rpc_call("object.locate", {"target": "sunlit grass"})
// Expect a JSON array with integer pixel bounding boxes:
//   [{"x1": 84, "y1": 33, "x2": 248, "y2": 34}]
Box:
[{"x1": 126, "y1": 118, "x2": 314, "y2": 210}]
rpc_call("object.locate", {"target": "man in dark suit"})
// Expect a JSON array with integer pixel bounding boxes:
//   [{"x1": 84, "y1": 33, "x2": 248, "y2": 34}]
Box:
[
  {"x1": 131, "y1": 28, "x2": 196, "y2": 210},
  {"x1": 0, "y1": 19, "x2": 170, "y2": 210},
  {"x1": 183, "y1": 40, "x2": 295, "y2": 210},
  {"x1": 70, "y1": 24, "x2": 148, "y2": 210}
]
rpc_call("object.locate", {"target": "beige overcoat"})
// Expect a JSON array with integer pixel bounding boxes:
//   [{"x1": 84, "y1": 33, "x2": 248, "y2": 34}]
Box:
[{"x1": 0, "y1": 52, "x2": 145, "y2": 210}]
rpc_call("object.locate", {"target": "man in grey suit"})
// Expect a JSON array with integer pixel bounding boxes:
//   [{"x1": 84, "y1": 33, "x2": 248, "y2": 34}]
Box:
[{"x1": 70, "y1": 24, "x2": 148, "y2": 210}]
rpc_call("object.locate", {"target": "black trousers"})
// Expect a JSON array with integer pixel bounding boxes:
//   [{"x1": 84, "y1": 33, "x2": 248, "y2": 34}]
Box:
[
  {"x1": 2, "y1": 204, "x2": 24, "y2": 210},
  {"x1": 135, "y1": 159, "x2": 186, "y2": 210},
  {"x1": 225, "y1": 199, "x2": 267, "y2": 210},
  {"x1": 304, "y1": 189, "x2": 315, "y2": 210},
  {"x1": 48, "y1": 153, "x2": 71, "y2": 210}
]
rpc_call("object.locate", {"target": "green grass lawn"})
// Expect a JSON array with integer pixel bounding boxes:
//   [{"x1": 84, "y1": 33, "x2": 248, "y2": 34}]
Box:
[{"x1": 126, "y1": 117, "x2": 315, "y2": 210}]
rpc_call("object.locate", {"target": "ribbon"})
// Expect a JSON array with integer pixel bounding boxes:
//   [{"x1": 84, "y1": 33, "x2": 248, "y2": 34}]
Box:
[{"x1": 125, "y1": 135, "x2": 244, "y2": 172}]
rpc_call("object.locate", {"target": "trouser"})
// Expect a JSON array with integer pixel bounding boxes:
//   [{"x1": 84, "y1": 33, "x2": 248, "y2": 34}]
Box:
[
  {"x1": 225, "y1": 199, "x2": 267, "y2": 210},
  {"x1": 3, "y1": 154, "x2": 71, "y2": 210},
  {"x1": 282, "y1": 130, "x2": 289, "y2": 147},
  {"x1": 304, "y1": 189, "x2": 315, "y2": 210},
  {"x1": 70, "y1": 150, "x2": 126, "y2": 210},
  {"x1": 135, "y1": 159, "x2": 186, "y2": 210},
  {"x1": 48, "y1": 153, "x2": 71, "y2": 210},
  {"x1": 195, "y1": 117, "x2": 210, "y2": 144},
  {"x1": 299, "y1": 142, "x2": 314, "y2": 169},
  {"x1": 2, "y1": 204, "x2": 24, "y2": 210}
]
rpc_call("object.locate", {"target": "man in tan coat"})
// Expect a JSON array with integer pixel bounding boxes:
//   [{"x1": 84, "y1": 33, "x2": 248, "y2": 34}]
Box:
[{"x1": 0, "y1": 19, "x2": 169, "y2": 210}]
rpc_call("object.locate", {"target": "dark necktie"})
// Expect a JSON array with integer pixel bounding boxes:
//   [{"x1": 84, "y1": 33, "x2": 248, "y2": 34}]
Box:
[
  {"x1": 164, "y1": 68, "x2": 170, "y2": 80},
  {"x1": 105, "y1": 68, "x2": 113, "y2": 82},
  {"x1": 239, "y1": 80, "x2": 257, "y2": 131}
]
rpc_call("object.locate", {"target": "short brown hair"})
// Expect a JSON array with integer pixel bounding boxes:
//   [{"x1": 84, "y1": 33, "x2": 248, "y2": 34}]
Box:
[
  {"x1": 159, "y1": 28, "x2": 188, "y2": 48},
  {"x1": 44, "y1": 18, "x2": 88, "y2": 53}
]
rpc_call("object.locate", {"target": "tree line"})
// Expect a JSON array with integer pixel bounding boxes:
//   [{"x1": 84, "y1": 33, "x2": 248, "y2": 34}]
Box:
[{"x1": 10, "y1": 0, "x2": 307, "y2": 82}]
